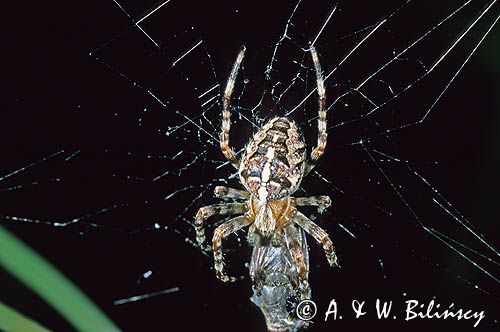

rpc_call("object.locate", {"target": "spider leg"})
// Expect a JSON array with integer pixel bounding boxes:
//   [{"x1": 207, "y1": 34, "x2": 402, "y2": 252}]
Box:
[
  {"x1": 305, "y1": 46, "x2": 327, "y2": 176},
  {"x1": 283, "y1": 223, "x2": 311, "y2": 300},
  {"x1": 195, "y1": 202, "x2": 247, "y2": 250},
  {"x1": 221, "y1": 46, "x2": 246, "y2": 170},
  {"x1": 291, "y1": 207, "x2": 339, "y2": 267},
  {"x1": 214, "y1": 185, "x2": 250, "y2": 201},
  {"x1": 213, "y1": 215, "x2": 252, "y2": 282},
  {"x1": 292, "y1": 195, "x2": 331, "y2": 214}
]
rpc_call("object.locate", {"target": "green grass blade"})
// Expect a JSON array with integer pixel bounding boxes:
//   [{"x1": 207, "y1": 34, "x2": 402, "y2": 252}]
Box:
[
  {"x1": 0, "y1": 300, "x2": 52, "y2": 332},
  {"x1": 0, "y1": 225, "x2": 121, "y2": 332}
]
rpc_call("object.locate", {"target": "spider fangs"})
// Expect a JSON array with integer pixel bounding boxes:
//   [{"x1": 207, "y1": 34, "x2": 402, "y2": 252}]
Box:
[{"x1": 194, "y1": 46, "x2": 338, "y2": 296}]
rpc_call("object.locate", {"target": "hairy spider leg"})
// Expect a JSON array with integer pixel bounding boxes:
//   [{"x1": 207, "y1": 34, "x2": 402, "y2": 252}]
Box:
[
  {"x1": 213, "y1": 215, "x2": 252, "y2": 282},
  {"x1": 283, "y1": 223, "x2": 311, "y2": 300},
  {"x1": 221, "y1": 46, "x2": 246, "y2": 170},
  {"x1": 292, "y1": 195, "x2": 332, "y2": 214},
  {"x1": 195, "y1": 202, "x2": 247, "y2": 250},
  {"x1": 305, "y1": 46, "x2": 327, "y2": 175},
  {"x1": 214, "y1": 185, "x2": 250, "y2": 201},
  {"x1": 291, "y1": 207, "x2": 338, "y2": 267}
]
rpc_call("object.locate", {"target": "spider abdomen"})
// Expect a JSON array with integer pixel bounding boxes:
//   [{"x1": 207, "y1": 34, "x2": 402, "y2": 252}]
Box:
[{"x1": 239, "y1": 117, "x2": 306, "y2": 202}]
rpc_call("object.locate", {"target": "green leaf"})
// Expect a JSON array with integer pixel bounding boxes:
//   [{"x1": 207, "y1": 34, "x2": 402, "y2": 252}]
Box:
[
  {"x1": 0, "y1": 300, "x2": 52, "y2": 332},
  {"x1": 0, "y1": 225, "x2": 121, "y2": 332}
]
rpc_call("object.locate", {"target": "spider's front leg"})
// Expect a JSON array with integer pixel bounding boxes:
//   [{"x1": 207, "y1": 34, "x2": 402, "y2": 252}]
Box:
[
  {"x1": 291, "y1": 207, "x2": 339, "y2": 267},
  {"x1": 212, "y1": 215, "x2": 252, "y2": 282},
  {"x1": 292, "y1": 195, "x2": 331, "y2": 214},
  {"x1": 194, "y1": 202, "x2": 246, "y2": 250}
]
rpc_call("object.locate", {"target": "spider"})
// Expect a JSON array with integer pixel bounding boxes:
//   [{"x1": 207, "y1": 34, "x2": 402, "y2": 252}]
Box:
[{"x1": 194, "y1": 46, "x2": 338, "y2": 297}]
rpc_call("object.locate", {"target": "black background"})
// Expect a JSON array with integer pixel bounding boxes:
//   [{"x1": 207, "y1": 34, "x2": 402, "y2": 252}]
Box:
[{"x1": 1, "y1": 1, "x2": 499, "y2": 331}]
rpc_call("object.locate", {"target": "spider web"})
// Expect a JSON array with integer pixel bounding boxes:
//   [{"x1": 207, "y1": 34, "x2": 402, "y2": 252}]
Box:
[{"x1": 2, "y1": 0, "x2": 499, "y2": 331}]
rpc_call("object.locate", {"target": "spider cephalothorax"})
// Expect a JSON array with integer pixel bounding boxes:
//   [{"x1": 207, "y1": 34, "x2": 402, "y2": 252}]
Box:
[{"x1": 194, "y1": 46, "x2": 338, "y2": 296}]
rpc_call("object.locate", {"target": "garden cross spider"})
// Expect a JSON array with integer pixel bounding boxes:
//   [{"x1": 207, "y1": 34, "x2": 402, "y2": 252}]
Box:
[{"x1": 194, "y1": 46, "x2": 338, "y2": 297}]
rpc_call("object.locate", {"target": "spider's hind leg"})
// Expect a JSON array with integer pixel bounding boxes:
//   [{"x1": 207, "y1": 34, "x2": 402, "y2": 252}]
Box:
[
  {"x1": 305, "y1": 46, "x2": 327, "y2": 176},
  {"x1": 213, "y1": 215, "x2": 252, "y2": 282},
  {"x1": 220, "y1": 46, "x2": 246, "y2": 170}
]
